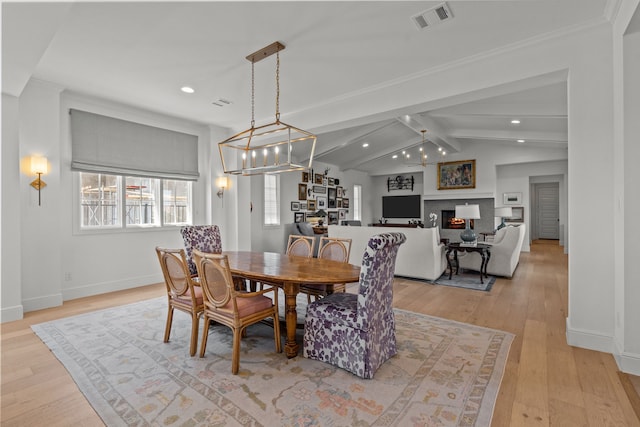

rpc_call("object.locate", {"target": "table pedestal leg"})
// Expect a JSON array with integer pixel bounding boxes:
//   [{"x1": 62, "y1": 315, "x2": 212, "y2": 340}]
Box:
[
  {"x1": 479, "y1": 252, "x2": 487, "y2": 284},
  {"x1": 282, "y1": 282, "x2": 300, "y2": 358}
]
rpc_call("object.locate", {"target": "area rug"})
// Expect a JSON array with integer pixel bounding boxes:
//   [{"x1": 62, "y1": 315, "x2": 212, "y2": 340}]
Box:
[
  {"x1": 32, "y1": 297, "x2": 513, "y2": 426},
  {"x1": 432, "y1": 270, "x2": 496, "y2": 291}
]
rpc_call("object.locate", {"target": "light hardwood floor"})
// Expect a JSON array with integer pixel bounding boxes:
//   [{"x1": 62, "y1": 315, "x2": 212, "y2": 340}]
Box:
[{"x1": 1, "y1": 240, "x2": 639, "y2": 426}]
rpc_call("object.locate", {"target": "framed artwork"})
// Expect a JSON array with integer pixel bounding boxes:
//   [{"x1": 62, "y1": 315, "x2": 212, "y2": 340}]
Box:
[
  {"x1": 298, "y1": 184, "x2": 307, "y2": 200},
  {"x1": 336, "y1": 186, "x2": 343, "y2": 197},
  {"x1": 507, "y1": 206, "x2": 524, "y2": 223},
  {"x1": 302, "y1": 171, "x2": 309, "y2": 183},
  {"x1": 294, "y1": 212, "x2": 305, "y2": 223},
  {"x1": 437, "y1": 159, "x2": 476, "y2": 190},
  {"x1": 328, "y1": 211, "x2": 339, "y2": 225},
  {"x1": 337, "y1": 198, "x2": 342, "y2": 208},
  {"x1": 328, "y1": 187, "x2": 337, "y2": 208},
  {"x1": 339, "y1": 209, "x2": 346, "y2": 220},
  {"x1": 343, "y1": 198, "x2": 349, "y2": 209},
  {"x1": 314, "y1": 173, "x2": 324, "y2": 184},
  {"x1": 328, "y1": 177, "x2": 335, "y2": 186},
  {"x1": 503, "y1": 192, "x2": 523, "y2": 205},
  {"x1": 316, "y1": 196, "x2": 327, "y2": 209},
  {"x1": 307, "y1": 199, "x2": 316, "y2": 211},
  {"x1": 301, "y1": 202, "x2": 307, "y2": 210},
  {"x1": 313, "y1": 185, "x2": 326, "y2": 194},
  {"x1": 291, "y1": 201, "x2": 300, "y2": 211}
]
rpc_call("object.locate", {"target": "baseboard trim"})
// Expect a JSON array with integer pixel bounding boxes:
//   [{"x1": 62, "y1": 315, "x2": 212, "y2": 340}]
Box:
[
  {"x1": 1, "y1": 304, "x2": 24, "y2": 323},
  {"x1": 62, "y1": 274, "x2": 163, "y2": 301},
  {"x1": 566, "y1": 318, "x2": 614, "y2": 354},
  {"x1": 23, "y1": 294, "x2": 64, "y2": 313},
  {"x1": 615, "y1": 351, "x2": 640, "y2": 376}
]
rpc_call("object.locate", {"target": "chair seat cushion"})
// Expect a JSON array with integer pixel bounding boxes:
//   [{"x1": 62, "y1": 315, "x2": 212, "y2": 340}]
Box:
[
  {"x1": 215, "y1": 294, "x2": 274, "y2": 318},
  {"x1": 306, "y1": 292, "x2": 359, "y2": 327},
  {"x1": 174, "y1": 285, "x2": 204, "y2": 306}
]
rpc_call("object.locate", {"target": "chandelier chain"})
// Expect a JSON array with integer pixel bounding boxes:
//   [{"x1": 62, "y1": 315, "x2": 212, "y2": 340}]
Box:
[
  {"x1": 251, "y1": 61, "x2": 255, "y2": 128},
  {"x1": 275, "y1": 50, "x2": 280, "y2": 121}
]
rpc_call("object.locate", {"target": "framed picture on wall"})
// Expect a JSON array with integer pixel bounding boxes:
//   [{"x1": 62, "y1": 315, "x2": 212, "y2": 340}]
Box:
[
  {"x1": 291, "y1": 201, "x2": 300, "y2": 211},
  {"x1": 506, "y1": 206, "x2": 524, "y2": 223},
  {"x1": 298, "y1": 184, "x2": 307, "y2": 200},
  {"x1": 339, "y1": 209, "x2": 346, "y2": 220},
  {"x1": 328, "y1": 177, "x2": 335, "y2": 186},
  {"x1": 316, "y1": 196, "x2": 327, "y2": 209},
  {"x1": 343, "y1": 198, "x2": 349, "y2": 209},
  {"x1": 503, "y1": 192, "x2": 523, "y2": 205},
  {"x1": 337, "y1": 198, "x2": 342, "y2": 208},
  {"x1": 437, "y1": 159, "x2": 476, "y2": 190},
  {"x1": 302, "y1": 171, "x2": 309, "y2": 183},
  {"x1": 314, "y1": 173, "x2": 324, "y2": 184},
  {"x1": 328, "y1": 211, "x2": 339, "y2": 225},
  {"x1": 294, "y1": 212, "x2": 305, "y2": 223},
  {"x1": 336, "y1": 186, "x2": 343, "y2": 197},
  {"x1": 313, "y1": 185, "x2": 326, "y2": 194},
  {"x1": 301, "y1": 202, "x2": 307, "y2": 210},
  {"x1": 328, "y1": 187, "x2": 337, "y2": 208},
  {"x1": 307, "y1": 199, "x2": 316, "y2": 211}
]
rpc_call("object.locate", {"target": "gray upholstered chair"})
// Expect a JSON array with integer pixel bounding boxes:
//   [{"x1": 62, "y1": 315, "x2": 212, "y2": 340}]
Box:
[{"x1": 303, "y1": 232, "x2": 406, "y2": 378}]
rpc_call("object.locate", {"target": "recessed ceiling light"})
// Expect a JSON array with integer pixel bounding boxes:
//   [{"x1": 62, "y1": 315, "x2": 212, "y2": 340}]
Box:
[
  {"x1": 511, "y1": 119, "x2": 521, "y2": 124},
  {"x1": 362, "y1": 143, "x2": 369, "y2": 148},
  {"x1": 517, "y1": 139, "x2": 525, "y2": 143},
  {"x1": 181, "y1": 86, "x2": 195, "y2": 94},
  {"x1": 392, "y1": 154, "x2": 398, "y2": 159}
]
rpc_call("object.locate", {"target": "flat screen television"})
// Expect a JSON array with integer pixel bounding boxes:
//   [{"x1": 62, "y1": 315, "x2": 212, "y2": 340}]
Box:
[{"x1": 382, "y1": 194, "x2": 421, "y2": 219}]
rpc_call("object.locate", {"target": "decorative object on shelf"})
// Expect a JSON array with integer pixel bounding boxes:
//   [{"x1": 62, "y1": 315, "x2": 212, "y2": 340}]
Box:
[
  {"x1": 506, "y1": 206, "x2": 524, "y2": 223},
  {"x1": 438, "y1": 159, "x2": 476, "y2": 190},
  {"x1": 218, "y1": 41, "x2": 316, "y2": 176},
  {"x1": 503, "y1": 192, "x2": 522, "y2": 205},
  {"x1": 494, "y1": 206, "x2": 513, "y2": 230},
  {"x1": 429, "y1": 212, "x2": 438, "y2": 228},
  {"x1": 387, "y1": 175, "x2": 414, "y2": 191},
  {"x1": 455, "y1": 203, "x2": 481, "y2": 243},
  {"x1": 298, "y1": 183, "x2": 307, "y2": 200},
  {"x1": 291, "y1": 201, "x2": 300, "y2": 211},
  {"x1": 29, "y1": 155, "x2": 48, "y2": 206},
  {"x1": 294, "y1": 212, "x2": 305, "y2": 223},
  {"x1": 316, "y1": 196, "x2": 327, "y2": 209},
  {"x1": 313, "y1": 209, "x2": 328, "y2": 226}
]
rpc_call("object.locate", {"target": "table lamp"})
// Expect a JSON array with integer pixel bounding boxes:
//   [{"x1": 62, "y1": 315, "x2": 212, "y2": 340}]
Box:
[
  {"x1": 455, "y1": 203, "x2": 481, "y2": 243},
  {"x1": 314, "y1": 209, "x2": 328, "y2": 226},
  {"x1": 494, "y1": 206, "x2": 513, "y2": 231}
]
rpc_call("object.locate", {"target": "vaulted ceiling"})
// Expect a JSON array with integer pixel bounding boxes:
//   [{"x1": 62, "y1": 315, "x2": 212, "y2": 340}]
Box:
[{"x1": 3, "y1": 1, "x2": 616, "y2": 175}]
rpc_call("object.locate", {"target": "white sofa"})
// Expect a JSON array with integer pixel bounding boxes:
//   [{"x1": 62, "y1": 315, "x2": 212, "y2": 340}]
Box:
[
  {"x1": 457, "y1": 224, "x2": 526, "y2": 278},
  {"x1": 328, "y1": 225, "x2": 447, "y2": 281}
]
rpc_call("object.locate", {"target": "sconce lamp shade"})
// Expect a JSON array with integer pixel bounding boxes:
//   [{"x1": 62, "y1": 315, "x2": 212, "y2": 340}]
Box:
[
  {"x1": 216, "y1": 176, "x2": 228, "y2": 189},
  {"x1": 455, "y1": 203, "x2": 480, "y2": 243},
  {"x1": 31, "y1": 156, "x2": 48, "y2": 175}
]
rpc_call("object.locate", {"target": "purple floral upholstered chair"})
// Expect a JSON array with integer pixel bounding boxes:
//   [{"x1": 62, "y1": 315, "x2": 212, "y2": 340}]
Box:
[
  {"x1": 302, "y1": 232, "x2": 406, "y2": 379},
  {"x1": 180, "y1": 225, "x2": 223, "y2": 276}
]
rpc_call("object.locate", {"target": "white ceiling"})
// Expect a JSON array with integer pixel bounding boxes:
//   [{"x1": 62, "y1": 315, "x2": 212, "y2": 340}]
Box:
[{"x1": 3, "y1": 1, "x2": 618, "y2": 175}]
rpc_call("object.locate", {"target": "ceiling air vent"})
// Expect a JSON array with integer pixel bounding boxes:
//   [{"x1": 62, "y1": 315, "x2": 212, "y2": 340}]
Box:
[{"x1": 411, "y1": 2, "x2": 453, "y2": 31}]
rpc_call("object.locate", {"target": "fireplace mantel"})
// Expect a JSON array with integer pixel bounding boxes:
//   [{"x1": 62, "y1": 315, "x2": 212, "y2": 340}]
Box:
[{"x1": 423, "y1": 192, "x2": 494, "y2": 201}]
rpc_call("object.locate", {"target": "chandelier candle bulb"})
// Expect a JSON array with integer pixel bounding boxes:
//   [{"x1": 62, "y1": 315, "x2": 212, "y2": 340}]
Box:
[
  {"x1": 263, "y1": 148, "x2": 267, "y2": 166},
  {"x1": 252, "y1": 151, "x2": 256, "y2": 168},
  {"x1": 242, "y1": 152, "x2": 246, "y2": 169},
  {"x1": 275, "y1": 146, "x2": 279, "y2": 164}
]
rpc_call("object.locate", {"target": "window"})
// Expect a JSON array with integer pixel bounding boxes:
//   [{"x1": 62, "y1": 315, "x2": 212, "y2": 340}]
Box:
[
  {"x1": 353, "y1": 184, "x2": 362, "y2": 221},
  {"x1": 79, "y1": 172, "x2": 192, "y2": 230},
  {"x1": 264, "y1": 174, "x2": 280, "y2": 226}
]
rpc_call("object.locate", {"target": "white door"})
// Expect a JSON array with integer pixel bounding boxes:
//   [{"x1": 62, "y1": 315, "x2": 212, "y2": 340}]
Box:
[{"x1": 535, "y1": 183, "x2": 559, "y2": 240}]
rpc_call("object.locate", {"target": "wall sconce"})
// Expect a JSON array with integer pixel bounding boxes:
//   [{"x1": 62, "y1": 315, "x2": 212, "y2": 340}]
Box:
[
  {"x1": 30, "y1": 156, "x2": 48, "y2": 206},
  {"x1": 216, "y1": 176, "x2": 228, "y2": 203}
]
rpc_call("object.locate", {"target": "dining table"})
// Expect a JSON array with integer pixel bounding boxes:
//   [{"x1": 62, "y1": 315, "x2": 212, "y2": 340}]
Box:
[{"x1": 223, "y1": 251, "x2": 361, "y2": 358}]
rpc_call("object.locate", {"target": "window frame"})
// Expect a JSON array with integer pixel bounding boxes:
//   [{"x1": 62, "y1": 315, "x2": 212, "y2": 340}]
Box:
[
  {"x1": 263, "y1": 174, "x2": 280, "y2": 226},
  {"x1": 353, "y1": 184, "x2": 362, "y2": 221}
]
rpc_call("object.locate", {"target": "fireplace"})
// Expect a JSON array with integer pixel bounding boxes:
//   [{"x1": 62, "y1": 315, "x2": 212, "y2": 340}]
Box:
[{"x1": 441, "y1": 210, "x2": 474, "y2": 230}]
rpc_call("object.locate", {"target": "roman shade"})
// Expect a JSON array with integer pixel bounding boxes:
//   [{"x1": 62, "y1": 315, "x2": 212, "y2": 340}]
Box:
[{"x1": 70, "y1": 109, "x2": 199, "y2": 180}]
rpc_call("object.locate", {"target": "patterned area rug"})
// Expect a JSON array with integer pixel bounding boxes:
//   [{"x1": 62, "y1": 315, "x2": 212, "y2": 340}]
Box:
[
  {"x1": 433, "y1": 270, "x2": 497, "y2": 291},
  {"x1": 32, "y1": 297, "x2": 513, "y2": 426}
]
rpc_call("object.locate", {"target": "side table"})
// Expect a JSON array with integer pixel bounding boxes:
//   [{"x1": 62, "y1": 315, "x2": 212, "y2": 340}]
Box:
[{"x1": 445, "y1": 242, "x2": 492, "y2": 284}]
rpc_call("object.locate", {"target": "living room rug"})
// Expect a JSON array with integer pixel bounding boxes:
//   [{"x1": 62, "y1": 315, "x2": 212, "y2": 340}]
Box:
[
  {"x1": 32, "y1": 297, "x2": 513, "y2": 426},
  {"x1": 433, "y1": 270, "x2": 497, "y2": 291}
]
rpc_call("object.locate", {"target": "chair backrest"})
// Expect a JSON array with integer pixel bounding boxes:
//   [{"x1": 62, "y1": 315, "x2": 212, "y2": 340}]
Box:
[
  {"x1": 192, "y1": 249, "x2": 233, "y2": 309},
  {"x1": 286, "y1": 234, "x2": 315, "y2": 258},
  {"x1": 180, "y1": 225, "x2": 222, "y2": 275},
  {"x1": 156, "y1": 247, "x2": 193, "y2": 298},
  {"x1": 356, "y1": 232, "x2": 406, "y2": 329},
  {"x1": 318, "y1": 236, "x2": 351, "y2": 263}
]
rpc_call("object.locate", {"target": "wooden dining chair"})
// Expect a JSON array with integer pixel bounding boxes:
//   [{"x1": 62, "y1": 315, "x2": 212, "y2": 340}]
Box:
[
  {"x1": 300, "y1": 236, "x2": 352, "y2": 302},
  {"x1": 193, "y1": 249, "x2": 282, "y2": 374},
  {"x1": 286, "y1": 234, "x2": 316, "y2": 258},
  {"x1": 155, "y1": 247, "x2": 204, "y2": 357},
  {"x1": 303, "y1": 232, "x2": 406, "y2": 379}
]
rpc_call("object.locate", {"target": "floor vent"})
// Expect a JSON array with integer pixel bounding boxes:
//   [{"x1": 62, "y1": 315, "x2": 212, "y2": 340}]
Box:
[{"x1": 411, "y1": 2, "x2": 453, "y2": 30}]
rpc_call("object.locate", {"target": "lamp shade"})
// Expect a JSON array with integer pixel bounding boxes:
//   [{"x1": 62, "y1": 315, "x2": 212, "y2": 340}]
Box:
[
  {"x1": 455, "y1": 204, "x2": 480, "y2": 219},
  {"x1": 216, "y1": 176, "x2": 228, "y2": 188},
  {"x1": 494, "y1": 207, "x2": 512, "y2": 218},
  {"x1": 30, "y1": 156, "x2": 48, "y2": 175}
]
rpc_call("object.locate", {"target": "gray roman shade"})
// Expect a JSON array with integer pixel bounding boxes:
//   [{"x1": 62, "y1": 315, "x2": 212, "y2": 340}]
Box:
[{"x1": 70, "y1": 109, "x2": 199, "y2": 180}]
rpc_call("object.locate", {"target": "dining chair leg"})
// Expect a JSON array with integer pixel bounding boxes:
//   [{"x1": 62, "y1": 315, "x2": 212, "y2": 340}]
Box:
[
  {"x1": 231, "y1": 327, "x2": 242, "y2": 374},
  {"x1": 164, "y1": 306, "x2": 174, "y2": 343},
  {"x1": 199, "y1": 316, "x2": 211, "y2": 358},
  {"x1": 273, "y1": 315, "x2": 282, "y2": 353},
  {"x1": 190, "y1": 313, "x2": 200, "y2": 357}
]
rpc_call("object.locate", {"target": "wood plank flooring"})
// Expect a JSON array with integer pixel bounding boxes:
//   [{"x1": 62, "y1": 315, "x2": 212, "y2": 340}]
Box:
[{"x1": 1, "y1": 240, "x2": 639, "y2": 426}]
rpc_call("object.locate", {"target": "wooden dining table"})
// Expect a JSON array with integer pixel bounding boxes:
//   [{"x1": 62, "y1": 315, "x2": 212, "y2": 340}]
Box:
[{"x1": 223, "y1": 251, "x2": 361, "y2": 358}]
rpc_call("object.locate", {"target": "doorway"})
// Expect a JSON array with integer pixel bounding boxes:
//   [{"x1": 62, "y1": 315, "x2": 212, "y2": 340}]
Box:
[{"x1": 533, "y1": 183, "x2": 559, "y2": 240}]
